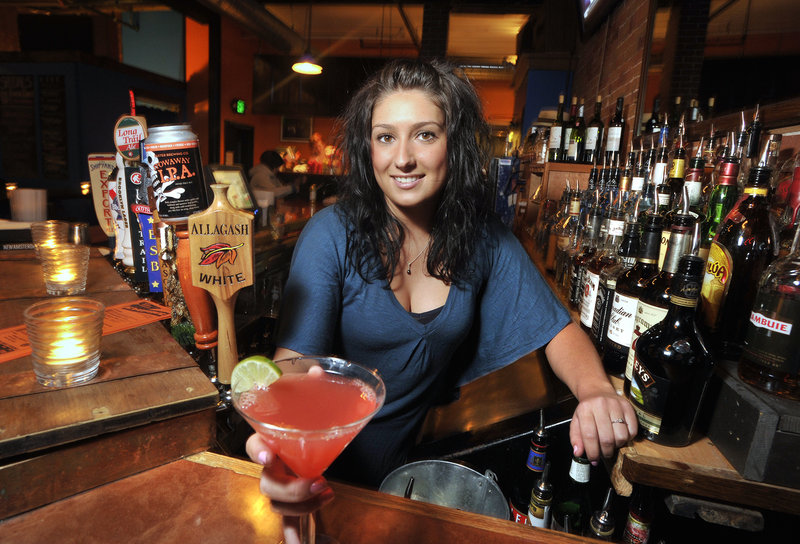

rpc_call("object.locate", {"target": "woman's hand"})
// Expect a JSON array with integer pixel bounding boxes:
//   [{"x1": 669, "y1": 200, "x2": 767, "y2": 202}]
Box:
[
  {"x1": 245, "y1": 433, "x2": 334, "y2": 516},
  {"x1": 544, "y1": 322, "x2": 638, "y2": 462},
  {"x1": 569, "y1": 387, "x2": 638, "y2": 462}
]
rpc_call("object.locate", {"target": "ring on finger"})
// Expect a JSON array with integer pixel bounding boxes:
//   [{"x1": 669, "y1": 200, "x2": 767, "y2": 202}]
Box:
[{"x1": 611, "y1": 418, "x2": 626, "y2": 424}]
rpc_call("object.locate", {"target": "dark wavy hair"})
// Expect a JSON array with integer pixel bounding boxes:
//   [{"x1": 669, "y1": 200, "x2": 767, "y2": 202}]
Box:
[{"x1": 335, "y1": 58, "x2": 492, "y2": 285}]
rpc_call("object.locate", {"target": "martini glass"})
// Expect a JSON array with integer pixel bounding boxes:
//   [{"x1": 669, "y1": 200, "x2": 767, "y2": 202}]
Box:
[{"x1": 233, "y1": 356, "x2": 386, "y2": 544}]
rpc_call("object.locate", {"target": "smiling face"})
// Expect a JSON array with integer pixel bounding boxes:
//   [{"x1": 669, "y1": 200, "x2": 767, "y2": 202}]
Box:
[{"x1": 370, "y1": 89, "x2": 448, "y2": 222}]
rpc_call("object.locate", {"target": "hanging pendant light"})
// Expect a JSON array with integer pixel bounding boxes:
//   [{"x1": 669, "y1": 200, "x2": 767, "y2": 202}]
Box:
[{"x1": 292, "y1": 4, "x2": 322, "y2": 75}]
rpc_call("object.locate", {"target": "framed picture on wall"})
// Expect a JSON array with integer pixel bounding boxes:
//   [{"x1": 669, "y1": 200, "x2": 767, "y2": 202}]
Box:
[{"x1": 281, "y1": 116, "x2": 313, "y2": 142}]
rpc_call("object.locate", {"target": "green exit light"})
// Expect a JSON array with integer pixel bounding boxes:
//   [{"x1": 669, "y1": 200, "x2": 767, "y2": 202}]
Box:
[{"x1": 232, "y1": 99, "x2": 246, "y2": 114}]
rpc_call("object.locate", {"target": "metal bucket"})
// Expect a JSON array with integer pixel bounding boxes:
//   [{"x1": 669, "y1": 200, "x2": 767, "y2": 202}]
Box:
[{"x1": 379, "y1": 460, "x2": 510, "y2": 520}]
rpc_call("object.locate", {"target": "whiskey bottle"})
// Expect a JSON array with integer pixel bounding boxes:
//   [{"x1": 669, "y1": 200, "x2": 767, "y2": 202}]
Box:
[
  {"x1": 527, "y1": 461, "x2": 553, "y2": 528},
  {"x1": 603, "y1": 213, "x2": 662, "y2": 376},
  {"x1": 624, "y1": 210, "x2": 695, "y2": 396},
  {"x1": 553, "y1": 186, "x2": 582, "y2": 285},
  {"x1": 651, "y1": 126, "x2": 671, "y2": 215},
  {"x1": 738, "y1": 222, "x2": 800, "y2": 400},
  {"x1": 629, "y1": 255, "x2": 714, "y2": 446},
  {"x1": 570, "y1": 201, "x2": 603, "y2": 310},
  {"x1": 683, "y1": 137, "x2": 706, "y2": 212},
  {"x1": 592, "y1": 218, "x2": 640, "y2": 350},
  {"x1": 550, "y1": 455, "x2": 592, "y2": 534},
  {"x1": 548, "y1": 93, "x2": 566, "y2": 163},
  {"x1": 699, "y1": 141, "x2": 778, "y2": 358},
  {"x1": 583, "y1": 95, "x2": 604, "y2": 164},
  {"x1": 666, "y1": 116, "x2": 687, "y2": 207}
]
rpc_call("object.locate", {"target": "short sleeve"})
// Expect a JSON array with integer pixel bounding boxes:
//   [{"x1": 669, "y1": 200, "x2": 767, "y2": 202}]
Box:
[
  {"x1": 455, "y1": 223, "x2": 571, "y2": 385},
  {"x1": 275, "y1": 207, "x2": 345, "y2": 355}
]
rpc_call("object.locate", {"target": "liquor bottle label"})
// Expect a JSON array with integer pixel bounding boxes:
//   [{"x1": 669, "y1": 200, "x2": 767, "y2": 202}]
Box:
[
  {"x1": 567, "y1": 140, "x2": 579, "y2": 160},
  {"x1": 630, "y1": 354, "x2": 667, "y2": 435},
  {"x1": 700, "y1": 241, "x2": 733, "y2": 329},
  {"x1": 626, "y1": 301, "x2": 669, "y2": 380},
  {"x1": 528, "y1": 502, "x2": 551, "y2": 528},
  {"x1": 669, "y1": 158, "x2": 685, "y2": 179},
  {"x1": 549, "y1": 127, "x2": 563, "y2": 150},
  {"x1": 632, "y1": 176, "x2": 645, "y2": 192},
  {"x1": 581, "y1": 271, "x2": 601, "y2": 328},
  {"x1": 622, "y1": 513, "x2": 652, "y2": 544},
  {"x1": 606, "y1": 127, "x2": 622, "y2": 152},
  {"x1": 509, "y1": 500, "x2": 530, "y2": 525},
  {"x1": 606, "y1": 292, "x2": 639, "y2": 346},
  {"x1": 592, "y1": 279, "x2": 614, "y2": 342},
  {"x1": 608, "y1": 219, "x2": 626, "y2": 237},
  {"x1": 658, "y1": 231, "x2": 671, "y2": 271},
  {"x1": 651, "y1": 163, "x2": 667, "y2": 186},
  {"x1": 585, "y1": 127, "x2": 599, "y2": 150},
  {"x1": 742, "y1": 296, "x2": 800, "y2": 373},
  {"x1": 569, "y1": 459, "x2": 591, "y2": 483},
  {"x1": 684, "y1": 180, "x2": 702, "y2": 207},
  {"x1": 526, "y1": 447, "x2": 546, "y2": 472}
]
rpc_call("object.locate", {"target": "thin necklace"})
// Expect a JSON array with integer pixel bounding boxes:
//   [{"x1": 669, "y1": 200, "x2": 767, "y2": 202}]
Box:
[{"x1": 406, "y1": 239, "x2": 430, "y2": 275}]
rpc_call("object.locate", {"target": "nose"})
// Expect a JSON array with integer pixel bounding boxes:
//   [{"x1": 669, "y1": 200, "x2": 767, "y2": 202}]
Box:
[{"x1": 394, "y1": 139, "x2": 416, "y2": 171}]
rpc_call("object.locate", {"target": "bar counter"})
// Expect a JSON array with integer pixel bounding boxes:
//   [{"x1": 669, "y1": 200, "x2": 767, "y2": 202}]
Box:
[{"x1": 0, "y1": 452, "x2": 598, "y2": 543}]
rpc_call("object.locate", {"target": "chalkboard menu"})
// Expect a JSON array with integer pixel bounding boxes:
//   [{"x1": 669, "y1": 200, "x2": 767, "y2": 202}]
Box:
[
  {"x1": 0, "y1": 74, "x2": 69, "y2": 180},
  {"x1": 0, "y1": 75, "x2": 37, "y2": 179}
]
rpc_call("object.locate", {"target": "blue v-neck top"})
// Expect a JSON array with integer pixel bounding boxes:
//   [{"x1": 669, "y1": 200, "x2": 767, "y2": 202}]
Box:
[{"x1": 276, "y1": 205, "x2": 570, "y2": 486}]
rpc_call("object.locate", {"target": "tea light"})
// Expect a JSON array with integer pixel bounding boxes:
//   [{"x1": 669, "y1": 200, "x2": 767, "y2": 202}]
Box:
[
  {"x1": 38, "y1": 243, "x2": 90, "y2": 296},
  {"x1": 31, "y1": 220, "x2": 69, "y2": 259},
  {"x1": 24, "y1": 297, "x2": 105, "y2": 387}
]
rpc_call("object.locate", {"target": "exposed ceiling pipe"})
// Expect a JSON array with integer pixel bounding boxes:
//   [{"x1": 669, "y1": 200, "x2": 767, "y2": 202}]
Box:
[{"x1": 196, "y1": 0, "x2": 306, "y2": 54}]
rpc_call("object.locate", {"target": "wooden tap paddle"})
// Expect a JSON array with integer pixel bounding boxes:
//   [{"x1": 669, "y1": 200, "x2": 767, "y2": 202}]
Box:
[{"x1": 188, "y1": 184, "x2": 254, "y2": 384}]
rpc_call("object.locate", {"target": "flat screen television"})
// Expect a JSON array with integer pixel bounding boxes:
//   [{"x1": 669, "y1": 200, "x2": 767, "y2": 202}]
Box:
[{"x1": 578, "y1": 0, "x2": 620, "y2": 35}]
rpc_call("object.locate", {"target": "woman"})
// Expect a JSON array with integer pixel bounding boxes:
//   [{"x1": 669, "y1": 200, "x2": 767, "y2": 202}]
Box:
[{"x1": 246, "y1": 58, "x2": 636, "y2": 515}]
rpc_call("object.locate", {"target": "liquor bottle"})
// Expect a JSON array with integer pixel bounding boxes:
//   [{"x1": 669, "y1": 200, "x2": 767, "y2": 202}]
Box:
[
  {"x1": 666, "y1": 119, "x2": 687, "y2": 208},
  {"x1": 570, "y1": 200, "x2": 602, "y2": 310},
  {"x1": 699, "y1": 141, "x2": 778, "y2": 358},
  {"x1": 776, "y1": 156, "x2": 800, "y2": 256},
  {"x1": 550, "y1": 455, "x2": 591, "y2": 534},
  {"x1": 528, "y1": 461, "x2": 553, "y2": 528},
  {"x1": 738, "y1": 222, "x2": 800, "y2": 400},
  {"x1": 683, "y1": 137, "x2": 707, "y2": 213},
  {"x1": 706, "y1": 96, "x2": 716, "y2": 120},
  {"x1": 548, "y1": 93, "x2": 566, "y2": 163},
  {"x1": 592, "y1": 218, "x2": 640, "y2": 350},
  {"x1": 685, "y1": 98, "x2": 701, "y2": 124},
  {"x1": 624, "y1": 210, "x2": 695, "y2": 397},
  {"x1": 580, "y1": 198, "x2": 627, "y2": 334},
  {"x1": 629, "y1": 255, "x2": 714, "y2": 446},
  {"x1": 667, "y1": 96, "x2": 682, "y2": 136},
  {"x1": 603, "y1": 213, "x2": 662, "y2": 376},
  {"x1": 553, "y1": 186, "x2": 582, "y2": 286},
  {"x1": 565, "y1": 100, "x2": 586, "y2": 162},
  {"x1": 508, "y1": 409, "x2": 550, "y2": 523},
  {"x1": 745, "y1": 104, "x2": 763, "y2": 160},
  {"x1": 561, "y1": 96, "x2": 578, "y2": 160},
  {"x1": 699, "y1": 134, "x2": 740, "y2": 259},
  {"x1": 589, "y1": 487, "x2": 617, "y2": 541},
  {"x1": 543, "y1": 182, "x2": 571, "y2": 269},
  {"x1": 651, "y1": 126, "x2": 671, "y2": 214},
  {"x1": 606, "y1": 97, "x2": 625, "y2": 165},
  {"x1": 583, "y1": 95, "x2": 604, "y2": 164},
  {"x1": 622, "y1": 485, "x2": 655, "y2": 544},
  {"x1": 642, "y1": 96, "x2": 661, "y2": 135}
]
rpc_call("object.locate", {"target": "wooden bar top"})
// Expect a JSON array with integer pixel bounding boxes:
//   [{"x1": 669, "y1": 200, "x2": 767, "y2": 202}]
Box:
[
  {"x1": 0, "y1": 452, "x2": 598, "y2": 544},
  {"x1": 0, "y1": 250, "x2": 219, "y2": 519}
]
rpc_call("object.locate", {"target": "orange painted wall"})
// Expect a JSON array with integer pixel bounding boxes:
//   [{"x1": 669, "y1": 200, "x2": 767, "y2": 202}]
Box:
[{"x1": 189, "y1": 14, "x2": 515, "y2": 171}]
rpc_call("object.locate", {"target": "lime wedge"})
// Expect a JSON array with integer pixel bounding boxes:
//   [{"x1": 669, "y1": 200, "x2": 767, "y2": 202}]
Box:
[{"x1": 231, "y1": 355, "x2": 282, "y2": 394}]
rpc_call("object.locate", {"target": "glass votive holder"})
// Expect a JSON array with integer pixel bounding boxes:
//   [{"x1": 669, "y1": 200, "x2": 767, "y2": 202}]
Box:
[
  {"x1": 31, "y1": 220, "x2": 69, "y2": 258},
  {"x1": 24, "y1": 297, "x2": 105, "y2": 387},
  {"x1": 39, "y1": 243, "x2": 90, "y2": 296}
]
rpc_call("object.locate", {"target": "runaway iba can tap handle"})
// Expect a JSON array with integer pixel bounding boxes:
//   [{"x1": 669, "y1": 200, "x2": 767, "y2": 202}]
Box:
[{"x1": 187, "y1": 184, "x2": 254, "y2": 384}]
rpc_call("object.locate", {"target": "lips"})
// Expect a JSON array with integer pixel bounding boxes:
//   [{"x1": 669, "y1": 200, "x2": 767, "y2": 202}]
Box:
[{"x1": 392, "y1": 175, "x2": 423, "y2": 189}]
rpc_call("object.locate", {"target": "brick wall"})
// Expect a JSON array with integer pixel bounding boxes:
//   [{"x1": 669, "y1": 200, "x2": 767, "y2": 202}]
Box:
[{"x1": 572, "y1": 0, "x2": 653, "y2": 149}]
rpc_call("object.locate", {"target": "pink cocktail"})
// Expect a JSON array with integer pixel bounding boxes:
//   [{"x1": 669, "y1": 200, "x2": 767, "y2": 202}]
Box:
[{"x1": 232, "y1": 356, "x2": 386, "y2": 543}]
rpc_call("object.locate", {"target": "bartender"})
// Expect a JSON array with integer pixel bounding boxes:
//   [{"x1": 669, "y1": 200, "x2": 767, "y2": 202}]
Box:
[
  {"x1": 249, "y1": 150, "x2": 295, "y2": 198},
  {"x1": 245, "y1": 58, "x2": 636, "y2": 518}
]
